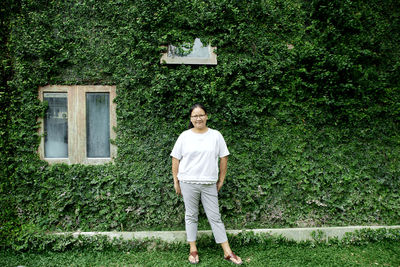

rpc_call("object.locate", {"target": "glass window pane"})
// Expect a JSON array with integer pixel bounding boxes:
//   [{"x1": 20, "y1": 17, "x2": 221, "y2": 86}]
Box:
[
  {"x1": 168, "y1": 38, "x2": 210, "y2": 58},
  {"x1": 44, "y1": 93, "x2": 68, "y2": 158},
  {"x1": 86, "y1": 93, "x2": 110, "y2": 158}
]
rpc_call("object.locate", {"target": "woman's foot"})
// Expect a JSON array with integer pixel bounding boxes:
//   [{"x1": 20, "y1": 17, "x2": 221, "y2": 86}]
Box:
[
  {"x1": 189, "y1": 251, "x2": 199, "y2": 264},
  {"x1": 224, "y1": 252, "x2": 242, "y2": 265}
]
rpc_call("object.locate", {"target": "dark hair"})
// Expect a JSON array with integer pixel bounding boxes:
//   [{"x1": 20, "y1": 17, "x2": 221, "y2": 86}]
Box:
[{"x1": 188, "y1": 103, "x2": 207, "y2": 129}]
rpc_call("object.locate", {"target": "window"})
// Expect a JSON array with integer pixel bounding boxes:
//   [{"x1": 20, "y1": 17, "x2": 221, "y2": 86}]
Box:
[
  {"x1": 160, "y1": 38, "x2": 217, "y2": 65},
  {"x1": 38, "y1": 85, "x2": 117, "y2": 164}
]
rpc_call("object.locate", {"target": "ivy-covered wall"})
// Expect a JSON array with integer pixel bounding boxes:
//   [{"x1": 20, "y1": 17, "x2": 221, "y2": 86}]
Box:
[{"x1": 1, "y1": 0, "x2": 400, "y2": 243}]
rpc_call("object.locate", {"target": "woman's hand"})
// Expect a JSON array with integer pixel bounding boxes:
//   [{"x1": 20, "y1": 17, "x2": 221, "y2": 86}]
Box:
[
  {"x1": 172, "y1": 157, "x2": 181, "y2": 195},
  {"x1": 217, "y1": 180, "x2": 224, "y2": 192},
  {"x1": 217, "y1": 156, "x2": 228, "y2": 192},
  {"x1": 174, "y1": 181, "x2": 181, "y2": 195}
]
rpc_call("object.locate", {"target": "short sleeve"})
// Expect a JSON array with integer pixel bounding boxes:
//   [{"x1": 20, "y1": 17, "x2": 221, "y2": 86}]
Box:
[
  {"x1": 170, "y1": 133, "x2": 183, "y2": 160},
  {"x1": 217, "y1": 131, "x2": 230, "y2": 158}
]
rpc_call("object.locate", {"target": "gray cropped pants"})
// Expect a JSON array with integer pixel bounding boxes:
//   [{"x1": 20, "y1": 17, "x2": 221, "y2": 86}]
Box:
[{"x1": 180, "y1": 182, "x2": 228, "y2": 244}]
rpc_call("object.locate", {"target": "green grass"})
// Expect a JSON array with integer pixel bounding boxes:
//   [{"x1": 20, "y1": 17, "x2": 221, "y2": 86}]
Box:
[{"x1": 2, "y1": 241, "x2": 400, "y2": 267}]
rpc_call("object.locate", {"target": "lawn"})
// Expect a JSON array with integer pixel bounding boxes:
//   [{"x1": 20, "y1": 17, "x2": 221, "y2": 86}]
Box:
[{"x1": 2, "y1": 240, "x2": 399, "y2": 267}]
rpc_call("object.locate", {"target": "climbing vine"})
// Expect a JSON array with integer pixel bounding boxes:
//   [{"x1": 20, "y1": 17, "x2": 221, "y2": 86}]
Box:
[{"x1": 1, "y1": 0, "x2": 400, "y2": 249}]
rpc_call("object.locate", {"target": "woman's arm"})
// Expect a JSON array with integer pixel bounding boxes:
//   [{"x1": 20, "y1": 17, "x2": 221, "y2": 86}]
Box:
[
  {"x1": 172, "y1": 157, "x2": 181, "y2": 195},
  {"x1": 217, "y1": 156, "x2": 228, "y2": 192}
]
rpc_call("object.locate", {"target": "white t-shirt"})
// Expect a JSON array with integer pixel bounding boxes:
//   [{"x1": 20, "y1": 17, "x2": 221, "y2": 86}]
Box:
[{"x1": 170, "y1": 128, "x2": 230, "y2": 184}]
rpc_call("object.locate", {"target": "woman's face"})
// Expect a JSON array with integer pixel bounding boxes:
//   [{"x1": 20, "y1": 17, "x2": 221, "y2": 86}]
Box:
[{"x1": 190, "y1": 107, "x2": 208, "y2": 130}]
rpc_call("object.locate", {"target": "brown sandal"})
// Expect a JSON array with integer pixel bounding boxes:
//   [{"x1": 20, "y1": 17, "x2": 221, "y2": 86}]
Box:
[
  {"x1": 189, "y1": 251, "x2": 199, "y2": 264},
  {"x1": 224, "y1": 252, "x2": 242, "y2": 265}
]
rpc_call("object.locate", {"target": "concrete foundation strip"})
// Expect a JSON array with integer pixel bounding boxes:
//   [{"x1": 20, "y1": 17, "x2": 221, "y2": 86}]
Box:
[{"x1": 58, "y1": 225, "x2": 400, "y2": 243}]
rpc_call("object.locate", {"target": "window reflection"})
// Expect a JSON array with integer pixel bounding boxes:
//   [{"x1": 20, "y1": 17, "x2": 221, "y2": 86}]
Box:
[
  {"x1": 86, "y1": 93, "x2": 110, "y2": 158},
  {"x1": 168, "y1": 38, "x2": 210, "y2": 58},
  {"x1": 44, "y1": 93, "x2": 68, "y2": 158}
]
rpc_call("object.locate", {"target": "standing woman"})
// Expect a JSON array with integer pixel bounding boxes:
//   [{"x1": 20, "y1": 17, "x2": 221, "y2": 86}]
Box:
[{"x1": 171, "y1": 103, "x2": 242, "y2": 265}]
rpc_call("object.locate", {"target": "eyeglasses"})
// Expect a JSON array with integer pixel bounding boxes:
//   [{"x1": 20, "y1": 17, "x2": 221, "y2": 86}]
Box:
[{"x1": 191, "y1": 114, "x2": 206, "y2": 119}]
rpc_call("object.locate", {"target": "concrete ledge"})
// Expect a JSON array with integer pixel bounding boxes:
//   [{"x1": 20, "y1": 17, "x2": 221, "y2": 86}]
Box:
[{"x1": 60, "y1": 225, "x2": 400, "y2": 243}]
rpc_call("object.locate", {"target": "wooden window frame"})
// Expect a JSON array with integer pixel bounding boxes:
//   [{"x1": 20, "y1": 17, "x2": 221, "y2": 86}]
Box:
[{"x1": 38, "y1": 85, "x2": 117, "y2": 165}]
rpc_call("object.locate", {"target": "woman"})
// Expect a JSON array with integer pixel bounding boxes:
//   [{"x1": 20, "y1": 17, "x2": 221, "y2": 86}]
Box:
[{"x1": 171, "y1": 103, "x2": 242, "y2": 265}]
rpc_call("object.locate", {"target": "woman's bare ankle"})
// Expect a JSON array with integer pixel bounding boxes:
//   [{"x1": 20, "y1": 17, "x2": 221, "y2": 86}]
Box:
[{"x1": 189, "y1": 241, "x2": 197, "y2": 252}]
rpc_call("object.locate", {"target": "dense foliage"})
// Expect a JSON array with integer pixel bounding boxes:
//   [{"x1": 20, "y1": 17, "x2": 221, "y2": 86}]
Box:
[{"x1": 1, "y1": 0, "x2": 400, "y2": 248}]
